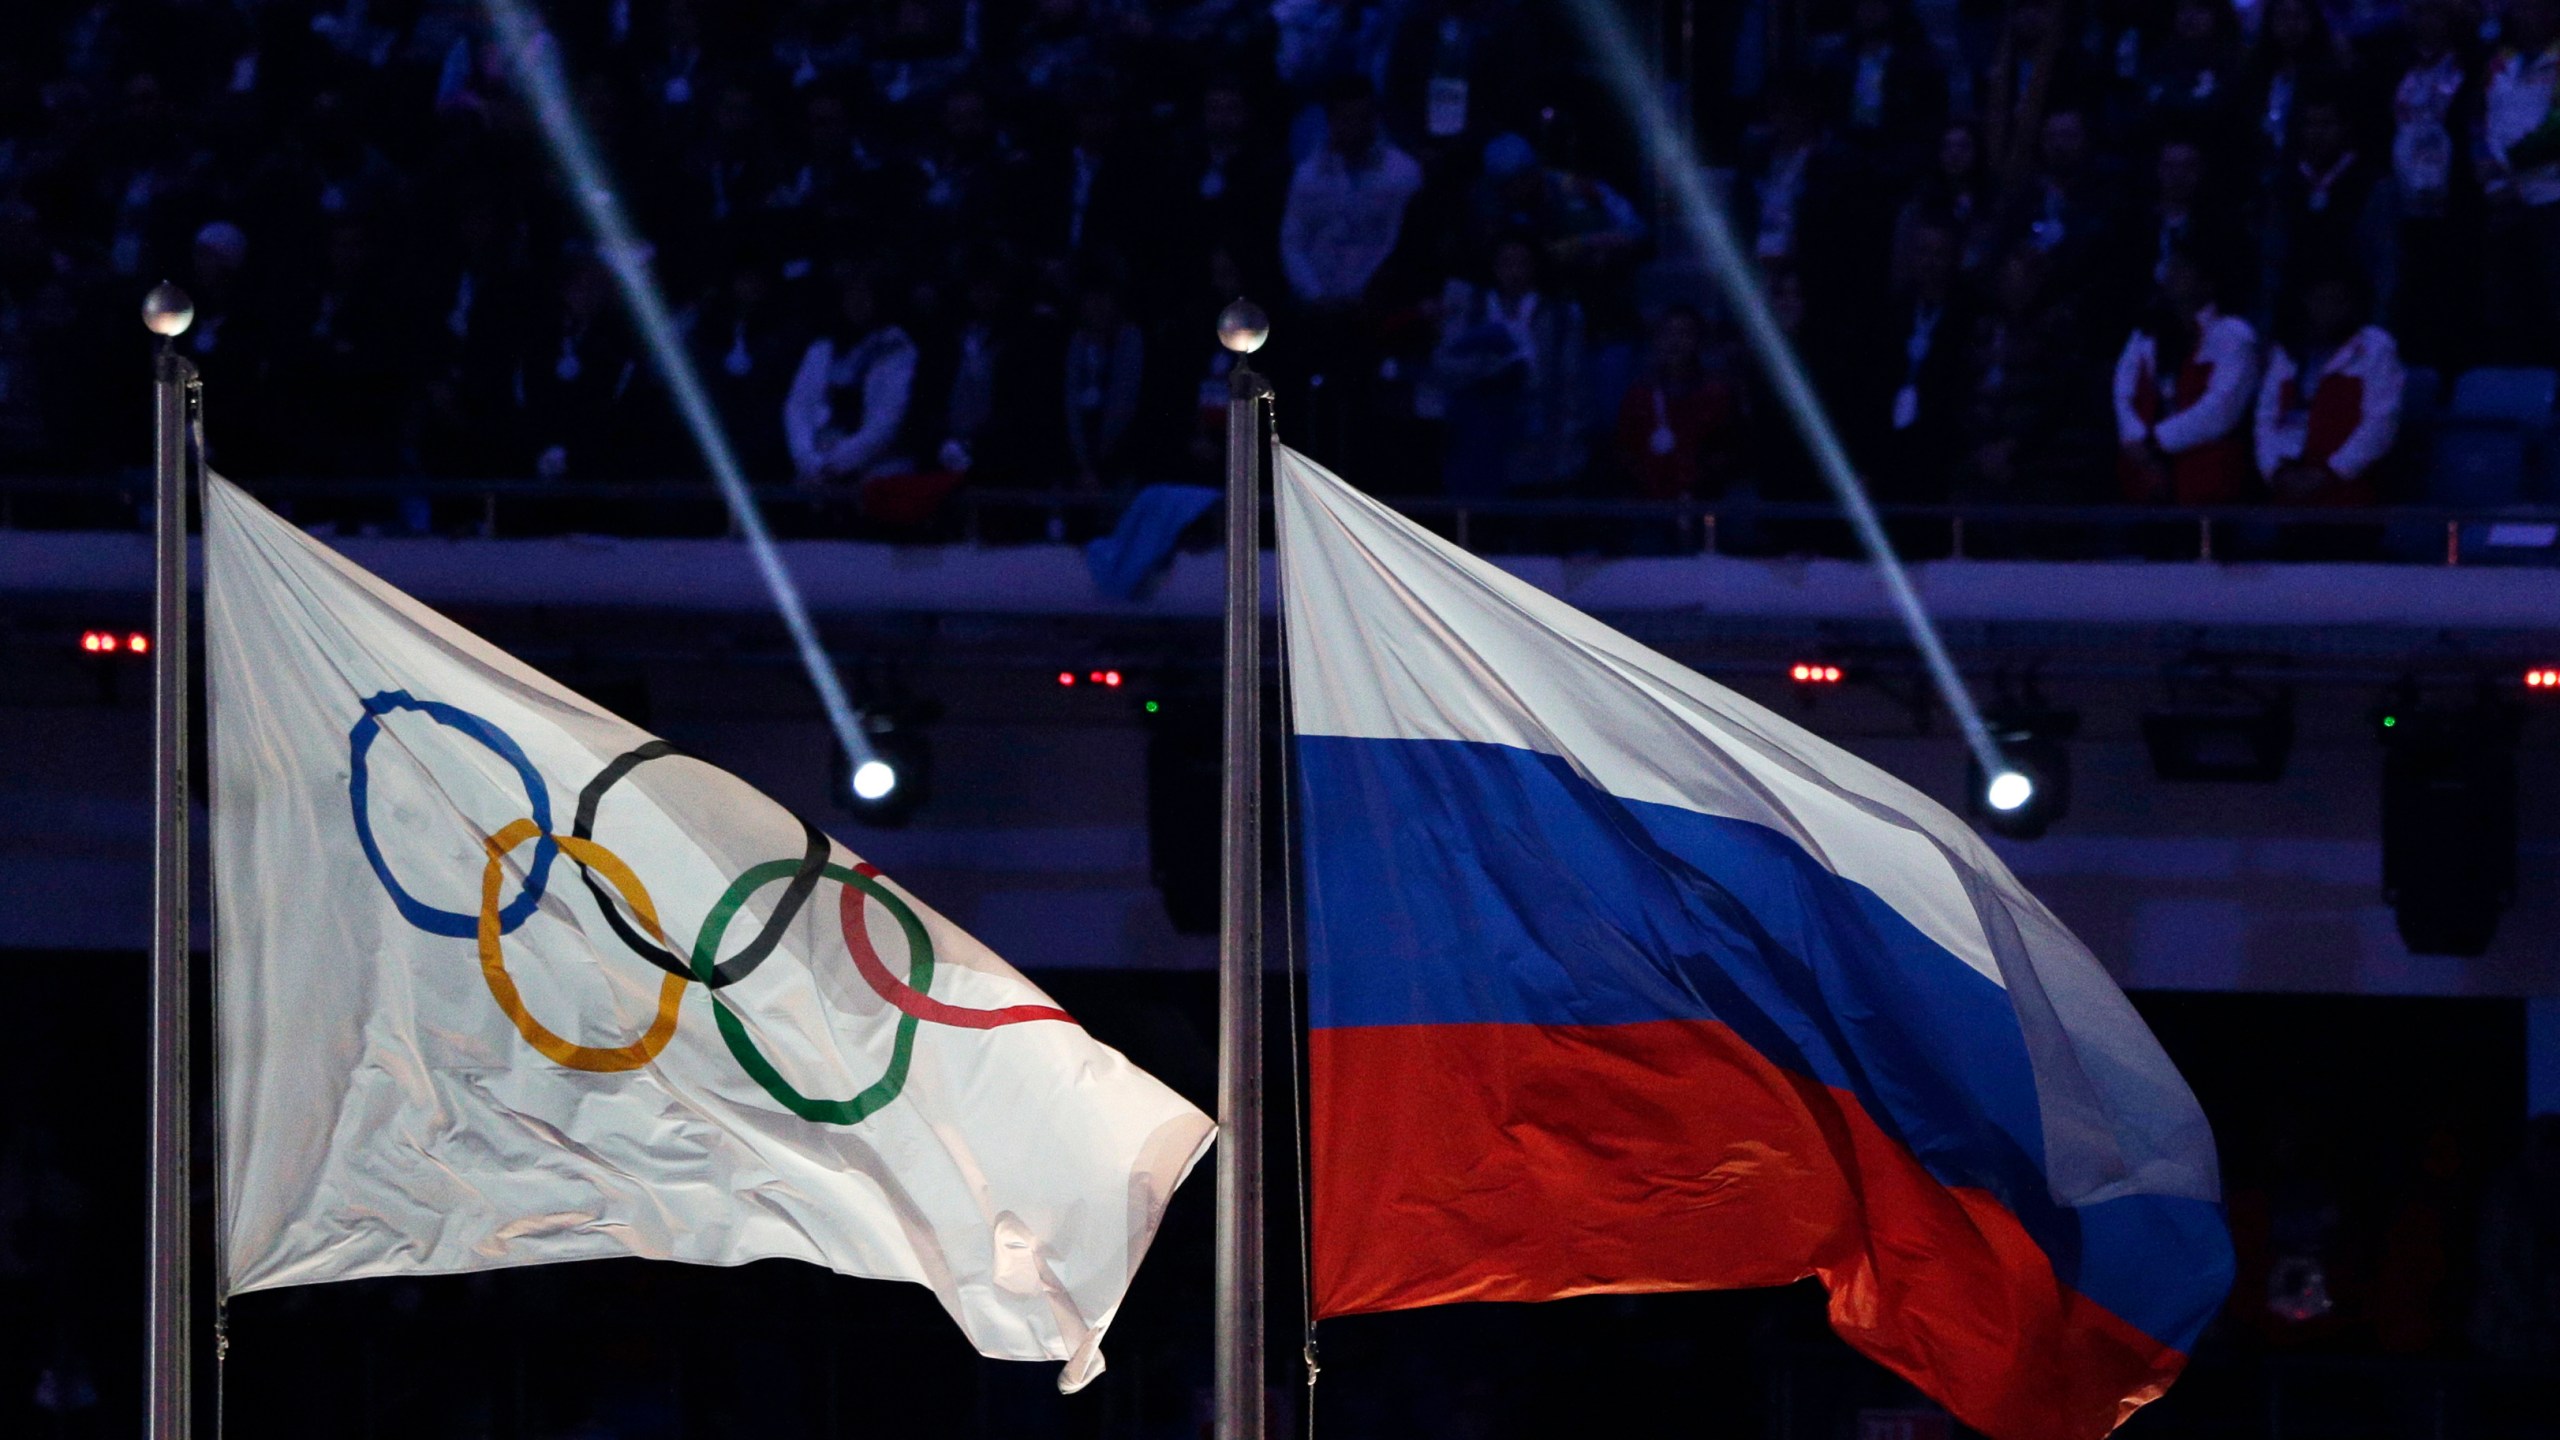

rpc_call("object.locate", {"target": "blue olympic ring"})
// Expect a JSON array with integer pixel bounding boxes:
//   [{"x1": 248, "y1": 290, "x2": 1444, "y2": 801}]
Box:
[{"x1": 349, "y1": 690, "x2": 555, "y2": 938}]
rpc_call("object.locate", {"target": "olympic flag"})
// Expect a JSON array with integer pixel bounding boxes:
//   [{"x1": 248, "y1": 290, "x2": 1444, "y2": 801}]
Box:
[{"x1": 204, "y1": 474, "x2": 1213, "y2": 1389}]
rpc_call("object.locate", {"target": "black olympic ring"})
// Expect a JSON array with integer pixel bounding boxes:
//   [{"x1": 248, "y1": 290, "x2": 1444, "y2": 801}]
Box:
[{"x1": 569, "y1": 740, "x2": 830, "y2": 990}]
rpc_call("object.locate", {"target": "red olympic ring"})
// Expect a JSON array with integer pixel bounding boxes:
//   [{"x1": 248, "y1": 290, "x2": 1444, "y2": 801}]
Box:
[{"x1": 839, "y1": 864, "x2": 1075, "y2": 1030}]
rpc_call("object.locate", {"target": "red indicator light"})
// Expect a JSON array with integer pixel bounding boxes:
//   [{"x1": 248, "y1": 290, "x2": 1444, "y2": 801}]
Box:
[
  {"x1": 2529, "y1": 667, "x2": 2559, "y2": 689},
  {"x1": 81, "y1": 631, "x2": 118, "y2": 653},
  {"x1": 1102, "y1": 670, "x2": 1123, "y2": 688},
  {"x1": 1057, "y1": 671, "x2": 1077, "y2": 687},
  {"x1": 1791, "y1": 663, "x2": 1843, "y2": 685},
  {"x1": 128, "y1": 632, "x2": 150, "y2": 654}
]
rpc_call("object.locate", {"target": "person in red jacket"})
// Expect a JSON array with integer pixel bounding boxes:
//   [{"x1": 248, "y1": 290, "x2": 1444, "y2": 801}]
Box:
[
  {"x1": 1614, "y1": 306, "x2": 1736, "y2": 553},
  {"x1": 2255, "y1": 270, "x2": 2404, "y2": 507},
  {"x1": 2114, "y1": 248, "x2": 2261, "y2": 504},
  {"x1": 1615, "y1": 306, "x2": 1736, "y2": 502}
]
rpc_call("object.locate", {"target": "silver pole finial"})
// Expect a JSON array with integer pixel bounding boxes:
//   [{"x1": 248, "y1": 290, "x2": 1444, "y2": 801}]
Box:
[
  {"x1": 142, "y1": 281, "x2": 196, "y2": 339},
  {"x1": 1217, "y1": 297, "x2": 1269, "y2": 355}
]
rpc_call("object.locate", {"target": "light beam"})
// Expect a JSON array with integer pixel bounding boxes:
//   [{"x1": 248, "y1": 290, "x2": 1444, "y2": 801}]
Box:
[
  {"x1": 1562, "y1": 0, "x2": 2011, "y2": 785},
  {"x1": 480, "y1": 0, "x2": 880, "y2": 773}
]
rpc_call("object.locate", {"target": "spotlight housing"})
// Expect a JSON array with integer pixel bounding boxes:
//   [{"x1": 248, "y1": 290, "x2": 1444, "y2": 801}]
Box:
[
  {"x1": 834, "y1": 706, "x2": 935, "y2": 827},
  {"x1": 2142, "y1": 671, "x2": 2293, "y2": 783},
  {"x1": 1967, "y1": 706, "x2": 2077, "y2": 840},
  {"x1": 1984, "y1": 770, "x2": 2035, "y2": 812},
  {"x1": 2378, "y1": 695, "x2": 2518, "y2": 957}
]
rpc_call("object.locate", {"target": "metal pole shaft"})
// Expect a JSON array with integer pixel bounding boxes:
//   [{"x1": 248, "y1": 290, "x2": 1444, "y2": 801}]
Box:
[
  {"x1": 1215, "y1": 361, "x2": 1268, "y2": 1440},
  {"x1": 147, "y1": 345, "x2": 194, "y2": 1439}
]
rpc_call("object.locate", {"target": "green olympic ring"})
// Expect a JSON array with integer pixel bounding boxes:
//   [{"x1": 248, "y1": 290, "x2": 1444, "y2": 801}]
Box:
[{"x1": 692, "y1": 860, "x2": 934, "y2": 1124}]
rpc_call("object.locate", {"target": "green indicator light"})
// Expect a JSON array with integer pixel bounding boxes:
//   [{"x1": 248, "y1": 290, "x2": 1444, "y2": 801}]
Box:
[
  {"x1": 1144, "y1": 700, "x2": 1160, "y2": 713},
  {"x1": 2382, "y1": 715, "x2": 2397, "y2": 728}
]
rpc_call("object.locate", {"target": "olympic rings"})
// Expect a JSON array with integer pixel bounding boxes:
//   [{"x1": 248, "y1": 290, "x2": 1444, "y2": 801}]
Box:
[
  {"x1": 569, "y1": 741, "x2": 829, "y2": 989},
  {"x1": 351, "y1": 690, "x2": 556, "y2": 938},
  {"x1": 692, "y1": 860, "x2": 927, "y2": 1125},
  {"x1": 351, "y1": 695, "x2": 1081, "y2": 1123},
  {"x1": 839, "y1": 865, "x2": 1074, "y2": 1030},
  {"x1": 478, "y1": 819, "x2": 686, "y2": 1073}
]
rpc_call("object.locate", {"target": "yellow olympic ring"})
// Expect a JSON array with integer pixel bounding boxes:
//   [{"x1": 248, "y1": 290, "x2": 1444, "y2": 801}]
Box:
[{"x1": 478, "y1": 818, "x2": 686, "y2": 1073}]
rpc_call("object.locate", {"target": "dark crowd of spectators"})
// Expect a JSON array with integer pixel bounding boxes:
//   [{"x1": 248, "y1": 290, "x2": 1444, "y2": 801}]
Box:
[{"x1": 3, "y1": 0, "x2": 2559, "y2": 535}]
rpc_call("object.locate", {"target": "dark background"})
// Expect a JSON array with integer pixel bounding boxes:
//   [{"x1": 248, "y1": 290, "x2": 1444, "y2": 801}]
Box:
[{"x1": 0, "y1": 954, "x2": 2536, "y2": 1438}]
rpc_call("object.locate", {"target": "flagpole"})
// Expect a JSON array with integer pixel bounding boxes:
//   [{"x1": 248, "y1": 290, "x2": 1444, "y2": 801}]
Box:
[
  {"x1": 1214, "y1": 298, "x2": 1271, "y2": 1440},
  {"x1": 143, "y1": 279, "x2": 197, "y2": 1440}
]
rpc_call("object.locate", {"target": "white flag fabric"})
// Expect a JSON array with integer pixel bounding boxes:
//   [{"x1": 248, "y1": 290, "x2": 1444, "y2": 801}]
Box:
[{"x1": 206, "y1": 475, "x2": 1212, "y2": 1389}]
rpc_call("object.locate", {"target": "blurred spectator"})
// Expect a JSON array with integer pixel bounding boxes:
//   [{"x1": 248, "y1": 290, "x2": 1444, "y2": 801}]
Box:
[
  {"x1": 1380, "y1": 0, "x2": 1538, "y2": 154},
  {"x1": 2245, "y1": 0, "x2": 2355, "y2": 179},
  {"x1": 907, "y1": 83, "x2": 1028, "y2": 255},
  {"x1": 1853, "y1": 215, "x2": 1974, "y2": 501},
  {"x1": 864, "y1": 0, "x2": 977, "y2": 120},
  {"x1": 785, "y1": 261, "x2": 918, "y2": 484},
  {"x1": 2135, "y1": 135, "x2": 2248, "y2": 309},
  {"x1": 1471, "y1": 132, "x2": 1647, "y2": 291},
  {"x1": 1893, "y1": 119, "x2": 1995, "y2": 281},
  {"x1": 1013, "y1": 0, "x2": 1110, "y2": 98},
  {"x1": 1613, "y1": 305, "x2": 1735, "y2": 504},
  {"x1": 1734, "y1": 261, "x2": 1826, "y2": 511},
  {"x1": 2383, "y1": 0, "x2": 2480, "y2": 366},
  {"x1": 1064, "y1": 272, "x2": 1146, "y2": 489},
  {"x1": 2114, "y1": 247, "x2": 2260, "y2": 504},
  {"x1": 2262, "y1": 87, "x2": 2396, "y2": 326},
  {"x1": 1981, "y1": 0, "x2": 2090, "y2": 190},
  {"x1": 5, "y1": 0, "x2": 2559, "y2": 552},
  {"x1": 2011, "y1": 106, "x2": 2122, "y2": 292},
  {"x1": 925, "y1": 253, "x2": 1049, "y2": 484},
  {"x1": 1430, "y1": 233, "x2": 1583, "y2": 496},
  {"x1": 2480, "y1": 0, "x2": 2560, "y2": 363},
  {"x1": 1272, "y1": 0, "x2": 1400, "y2": 100},
  {"x1": 1823, "y1": 0, "x2": 1948, "y2": 161},
  {"x1": 1959, "y1": 239, "x2": 2105, "y2": 505},
  {"x1": 689, "y1": 246, "x2": 802, "y2": 482},
  {"x1": 2254, "y1": 269, "x2": 2402, "y2": 506},
  {"x1": 515, "y1": 254, "x2": 648, "y2": 484},
  {"x1": 679, "y1": 79, "x2": 779, "y2": 229},
  {"x1": 2136, "y1": 0, "x2": 2246, "y2": 143},
  {"x1": 1279, "y1": 79, "x2": 1423, "y2": 310},
  {"x1": 1161, "y1": 76, "x2": 1286, "y2": 292},
  {"x1": 1022, "y1": 75, "x2": 1146, "y2": 266},
  {"x1": 1745, "y1": 76, "x2": 1834, "y2": 266}
]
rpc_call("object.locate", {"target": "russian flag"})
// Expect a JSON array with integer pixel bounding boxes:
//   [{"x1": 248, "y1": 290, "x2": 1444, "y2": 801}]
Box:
[{"x1": 1277, "y1": 448, "x2": 2231, "y2": 1440}]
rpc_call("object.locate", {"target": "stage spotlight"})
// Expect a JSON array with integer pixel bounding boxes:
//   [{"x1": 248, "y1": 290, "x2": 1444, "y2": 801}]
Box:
[
  {"x1": 850, "y1": 759, "x2": 897, "y2": 802},
  {"x1": 1985, "y1": 770, "x2": 2035, "y2": 811},
  {"x1": 834, "y1": 707, "x2": 934, "y2": 828},
  {"x1": 2378, "y1": 696, "x2": 2517, "y2": 957},
  {"x1": 1966, "y1": 707, "x2": 2076, "y2": 840}
]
